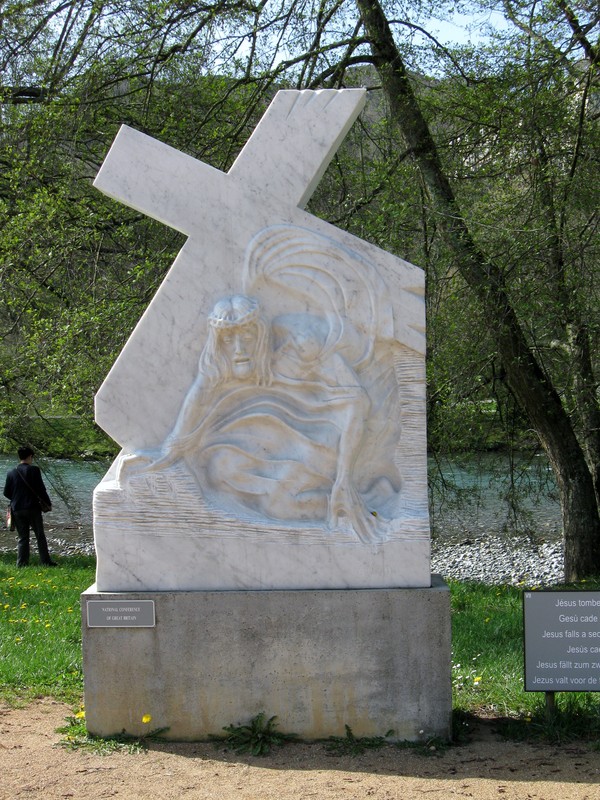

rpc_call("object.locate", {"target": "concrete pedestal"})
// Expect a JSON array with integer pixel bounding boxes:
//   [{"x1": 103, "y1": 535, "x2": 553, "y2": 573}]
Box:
[{"x1": 81, "y1": 576, "x2": 451, "y2": 741}]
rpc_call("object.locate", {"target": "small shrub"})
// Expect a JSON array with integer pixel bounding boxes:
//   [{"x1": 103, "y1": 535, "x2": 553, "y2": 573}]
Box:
[{"x1": 215, "y1": 712, "x2": 296, "y2": 756}]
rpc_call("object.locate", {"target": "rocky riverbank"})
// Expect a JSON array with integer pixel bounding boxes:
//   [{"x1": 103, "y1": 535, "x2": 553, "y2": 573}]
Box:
[{"x1": 431, "y1": 534, "x2": 564, "y2": 586}]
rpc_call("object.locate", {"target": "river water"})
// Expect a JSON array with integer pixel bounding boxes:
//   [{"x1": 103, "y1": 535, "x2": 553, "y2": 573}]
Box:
[
  {"x1": 0, "y1": 452, "x2": 562, "y2": 555},
  {"x1": 0, "y1": 456, "x2": 106, "y2": 554},
  {"x1": 428, "y1": 451, "x2": 561, "y2": 541}
]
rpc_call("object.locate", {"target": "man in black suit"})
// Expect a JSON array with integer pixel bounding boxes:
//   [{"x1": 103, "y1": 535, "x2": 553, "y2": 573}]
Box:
[{"x1": 4, "y1": 446, "x2": 56, "y2": 567}]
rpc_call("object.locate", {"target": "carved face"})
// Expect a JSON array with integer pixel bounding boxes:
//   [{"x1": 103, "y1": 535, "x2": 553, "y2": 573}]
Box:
[
  {"x1": 289, "y1": 329, "x2": 322, "y2": 363},
  {"x1": 220, "y1": 324, "x2": 259, "y2": 379},
  {"x1": 273, "y1": 314, "x2": 327, "y2": 366}
]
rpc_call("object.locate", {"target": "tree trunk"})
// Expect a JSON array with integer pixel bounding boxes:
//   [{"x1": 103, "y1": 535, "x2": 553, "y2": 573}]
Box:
[{"x1": 355, "y1": 0, "x2": 600, "y2": 579}]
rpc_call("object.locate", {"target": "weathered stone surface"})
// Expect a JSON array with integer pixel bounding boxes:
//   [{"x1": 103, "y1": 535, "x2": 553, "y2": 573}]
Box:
[{"x1": 81, "y1": 577, "x2": 452, "y2": 741}]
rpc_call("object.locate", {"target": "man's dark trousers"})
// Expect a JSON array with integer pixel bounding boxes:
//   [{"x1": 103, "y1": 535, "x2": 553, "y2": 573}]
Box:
[{"x1": 13, "y1": 508, "x2": 52, "y2": 566}]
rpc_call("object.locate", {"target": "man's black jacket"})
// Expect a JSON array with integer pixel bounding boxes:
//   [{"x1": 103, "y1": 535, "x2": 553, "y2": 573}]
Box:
[{"x1": 4, "y1": 464, "x2": 52, "y2": 512}]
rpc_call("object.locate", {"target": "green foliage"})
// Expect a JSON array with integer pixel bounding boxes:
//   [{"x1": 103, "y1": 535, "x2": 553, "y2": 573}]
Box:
[
  {"x1": 420, "y1": 19, "x2": 600, "y2": 459},
  {"x1": 215, "y1": 712, "x2": 297, "y2": 756},
  {"x1": 325, "y1": 724, "x2": 395, "y2": 755},
  {"x1": 0, "y1": 416, "x2": 117, "y2": 459},
  {"x1": 0, "y1": 26, "x2": 263, "y2": 459}
]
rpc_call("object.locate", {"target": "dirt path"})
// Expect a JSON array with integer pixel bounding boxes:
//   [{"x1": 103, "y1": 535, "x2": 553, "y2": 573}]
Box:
[{"x1": 1, "y1": 700, "x2": 599, "y2": 800}]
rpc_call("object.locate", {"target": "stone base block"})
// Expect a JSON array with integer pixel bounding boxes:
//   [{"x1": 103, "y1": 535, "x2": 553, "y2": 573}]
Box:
[{"x1": 81, "y1": 577, "x2": 451, "y2": 741}]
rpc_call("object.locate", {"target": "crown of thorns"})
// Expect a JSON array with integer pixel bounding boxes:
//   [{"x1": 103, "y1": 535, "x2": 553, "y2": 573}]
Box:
[{"x1": 208, "y1": 305, "x2": 259, "y2": 329}]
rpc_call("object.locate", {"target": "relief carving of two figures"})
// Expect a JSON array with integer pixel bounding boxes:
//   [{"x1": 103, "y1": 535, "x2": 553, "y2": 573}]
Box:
[{"x1": 118, "y1": 226, "x2": 403, "y2": 544}]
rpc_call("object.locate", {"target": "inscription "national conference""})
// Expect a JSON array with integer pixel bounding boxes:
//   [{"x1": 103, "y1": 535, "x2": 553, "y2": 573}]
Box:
[{"x1": 86, "y1": 600, "x2": 155, "y2": 628}]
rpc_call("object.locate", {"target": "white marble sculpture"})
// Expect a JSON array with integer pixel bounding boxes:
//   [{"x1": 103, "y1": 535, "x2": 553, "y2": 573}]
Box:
[{"x1": 92, "y1": 89, "x2": 430, "y2": 591}]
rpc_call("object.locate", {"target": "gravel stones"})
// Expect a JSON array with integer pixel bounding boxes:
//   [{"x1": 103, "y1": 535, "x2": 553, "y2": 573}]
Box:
[{"x1": 432, "y1": 535, "x2": 564, "y2": 587}]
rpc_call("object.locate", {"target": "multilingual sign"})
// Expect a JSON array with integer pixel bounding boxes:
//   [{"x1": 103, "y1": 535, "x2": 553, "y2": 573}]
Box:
[
  {"x1": 524, "y1": 591, "x2": 600, "y2": 691},
  {"x1": 87, "y1": 600, "x2": 156, "y2": 628}
]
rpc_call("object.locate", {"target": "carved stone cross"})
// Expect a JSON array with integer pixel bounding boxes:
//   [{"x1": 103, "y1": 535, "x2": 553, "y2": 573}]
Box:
[
  {"x1": 93, "y1": 89, "x2": 425, "y2": 452},
  {"x1": 92, "y1": 88, "x2": 429, "y2": 592}
]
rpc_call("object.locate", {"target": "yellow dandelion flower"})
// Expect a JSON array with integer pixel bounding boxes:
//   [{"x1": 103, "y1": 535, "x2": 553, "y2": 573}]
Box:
[
  {"x1": 142, "y1": 714, "x2": 152, "y2": 724},
  {"x1": 75, "y1": 710, "x2": 86, "y2": 719}
]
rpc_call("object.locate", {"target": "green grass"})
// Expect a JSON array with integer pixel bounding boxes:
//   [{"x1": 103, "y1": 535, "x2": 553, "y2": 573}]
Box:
[
  {"x1": 451, "y1": 580, "x2": 528, "y2": 714},
  {"x1": 0, "y1": 552, "x2": 95, "y2": 704},
  {"x1": 1, "y1": 552, "x2": 600, "y2": 743},
  {"x1": 450, "y1": 578, "x2": 600, "y2": 742}
]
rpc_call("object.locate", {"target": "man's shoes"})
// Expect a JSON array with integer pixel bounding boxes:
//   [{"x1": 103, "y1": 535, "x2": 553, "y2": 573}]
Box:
[{"x1": 44, "y1": 561, "x2": 58, "y2": 567}]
